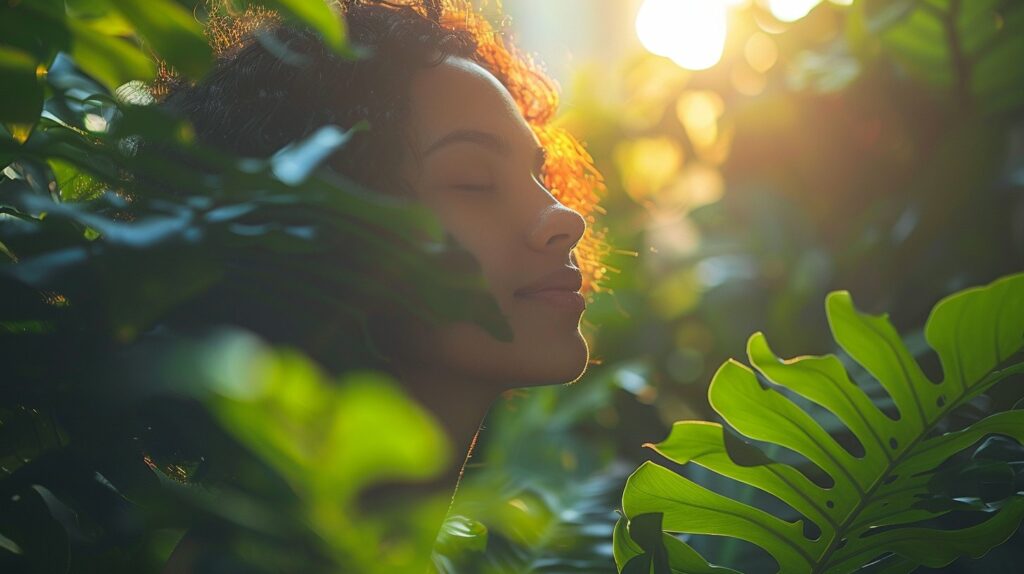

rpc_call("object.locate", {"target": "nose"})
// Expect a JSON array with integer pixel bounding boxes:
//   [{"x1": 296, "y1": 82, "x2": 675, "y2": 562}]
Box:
[{"x1": 527, "y1": 201, "x2": 587, "y2": 254}]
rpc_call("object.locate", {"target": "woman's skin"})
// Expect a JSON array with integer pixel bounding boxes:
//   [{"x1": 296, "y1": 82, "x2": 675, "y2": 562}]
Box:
[{"x1": 393, "y1": 55, "x2": 589, "y2": 492}]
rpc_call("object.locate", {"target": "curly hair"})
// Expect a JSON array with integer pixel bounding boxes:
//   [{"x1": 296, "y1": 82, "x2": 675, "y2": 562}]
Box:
[{"x1": 158, "y1": 0, "x2": 608, "y2": 291}]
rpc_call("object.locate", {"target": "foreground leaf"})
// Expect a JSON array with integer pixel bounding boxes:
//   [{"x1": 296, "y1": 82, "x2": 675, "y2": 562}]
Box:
[
  {"x1": 619, "y1": 273, "x2": 1024, "y2": 573},
  {"x1": 261, "y1": 0, "x2": 351, "y2": 56},
  {"x1": 109, "y1": 0, "x2": 211, "y2": 79}
]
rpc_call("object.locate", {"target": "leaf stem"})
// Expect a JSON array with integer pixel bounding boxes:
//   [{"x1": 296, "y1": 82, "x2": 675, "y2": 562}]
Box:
[
  {"x1": 811, "y1": 356, "x2": 1020, "y2": 572},
  {"x1": 944, "y1": 0, "x2": 973, "y2": 109}
]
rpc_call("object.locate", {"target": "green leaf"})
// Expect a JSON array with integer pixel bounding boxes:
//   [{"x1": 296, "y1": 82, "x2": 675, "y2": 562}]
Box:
[
  {"x1": 270, "y1": 123, "x2": 366, "y2": 186},
  {"x1": 67, "y1": 18, "x2": 156, "y2": 89},
  {"x1": 49, "y1": 158, "x2": 106, "y2": 202},
  {"x1": 260, "y1": 0, "x2": 351, "y2": 56},
  {"x1": 0, "y1": 0, "x2": 71, "y2": 62},
  {"x1": 825, "y1": 497, "x2": 1024, "y2": 572},
  {"x1": 613, "y1": 513, "x2": 742, "y2": 574},
  {"x1": 191, "y1": 333, "x2": 453, "y2": 503},
  {"x1": 434, "y1": 515, "x2": 488, "y2": 556},
  {"x1": 862, "y1": 0, "x2": 917, "y2": 33},
  {"x1": 108, "y1": 0, "x2": 211, "y2": 79},
  {"x1": 154, "y1": 330, "x2": 454, "y2": 572},
  {"x1": 0, "y1": 406, "x2": 68, "y2": 478},
  {"x1": 0, "y1": 46, "x2": 43, "y2": 139},
  {"x1": 621, "y1": 272, "x2": 1024, "y2": 573},
  {"x1": 860, "y1": 0, "x2": 1024, "y2": 112}
]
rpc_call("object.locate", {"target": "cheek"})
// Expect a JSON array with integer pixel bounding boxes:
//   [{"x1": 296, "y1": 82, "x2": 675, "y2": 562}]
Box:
[
  {"x1": 413, "y1": 195, "x2": 589, "y2": 383},
  {"x1": 428, "y1": 199, "x2": 521, "y2": 295}
]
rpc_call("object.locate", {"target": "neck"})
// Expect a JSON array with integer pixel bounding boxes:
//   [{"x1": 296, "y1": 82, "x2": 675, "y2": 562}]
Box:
[{"x1": 392, "y1": 362, "x2": 501, "y2": 498}]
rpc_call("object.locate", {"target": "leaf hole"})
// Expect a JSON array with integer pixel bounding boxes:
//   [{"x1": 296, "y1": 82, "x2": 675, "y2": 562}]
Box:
[
  {"x1": 840, "y1": 433, "x2": 866, "y2": 458},
  {"x1": 826, "y1": 500, "x2": 834, "y2": 509},
  {"x1": 883, "y1": 474, "x2": 898, "y2": 485},
  {"x1": 676, "y1": 438, "x2": 824, "y2": 546},
  {"x1": 801, "y1": 518, "x2": 821, "y2": 541},
  {"x1": 889, "y1": 437, "x2": 898, "y2": 450},
  {"x1": 723, "y1": 428, "x2": 834, "y2": 488},
  {"x1": 755, "y1": 373, "x2": 866, "y2": 458},
  {"x1": 801, "y1": 462, "x2": 835, "y2": 489},
  {"x1": 914, "y1": 343, "x2": 943, "y2": 384},
  {"x1": 684, "y1": 534, "x2": 778, "y2": 574},
  {"x1": 936, "y1": 395, "x2": 946, "y2": 407}
]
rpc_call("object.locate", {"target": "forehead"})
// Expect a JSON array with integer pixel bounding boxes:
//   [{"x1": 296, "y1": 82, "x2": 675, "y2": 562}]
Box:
[{"x1": 404, "y1": 56, "x2": 538, "y2": 151}]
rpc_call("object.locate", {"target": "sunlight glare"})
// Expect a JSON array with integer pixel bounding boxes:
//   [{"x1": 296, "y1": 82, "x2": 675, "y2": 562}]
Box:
[
  {"x1": 83, "y1": 113, "x2": 109, "y2": 133},
  {"x1": 635, "y1": 0, "x2": 728, "y2": 71},
  {"x1": 767, "y1": 0, "x2": 822, "y2": 23}
]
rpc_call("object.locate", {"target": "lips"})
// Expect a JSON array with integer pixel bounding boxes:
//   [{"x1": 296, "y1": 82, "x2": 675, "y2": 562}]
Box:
[
  {"x1": 515, "y1": 267, "x2": 583, "y2": 296},
  {"x1": 515, "y1": 267, "x2": 586, "y2": 313}
]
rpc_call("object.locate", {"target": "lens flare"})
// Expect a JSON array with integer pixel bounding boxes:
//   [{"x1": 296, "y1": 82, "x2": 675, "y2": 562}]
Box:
[{"x1": 635, "y1": 0, "x2": 728, "y2": 71}]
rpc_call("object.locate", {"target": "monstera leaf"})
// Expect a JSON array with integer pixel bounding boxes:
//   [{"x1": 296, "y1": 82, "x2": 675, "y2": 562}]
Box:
[{"x1": 615, "y1": 273, "x2": 1024, "y2": 573}]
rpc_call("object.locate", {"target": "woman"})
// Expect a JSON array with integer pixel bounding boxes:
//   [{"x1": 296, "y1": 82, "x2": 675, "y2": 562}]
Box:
[{"x1": 159, "y1": 0, "x2": 605, "y2": 570}]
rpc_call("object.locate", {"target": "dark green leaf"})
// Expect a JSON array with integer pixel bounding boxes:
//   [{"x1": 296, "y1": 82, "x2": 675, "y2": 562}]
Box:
[
  {"x1": 109, "y1": 0, "x2": 211, "y2": 79},
  {"x1": 67, "y1": 18, "x2": 156, "y2": 89},
  {"x1": 259, "y1": 0, "x2": 351, "y2": 56},
  {"x1": 0, "y1": 46, "x2": 43, "y2": 138}
]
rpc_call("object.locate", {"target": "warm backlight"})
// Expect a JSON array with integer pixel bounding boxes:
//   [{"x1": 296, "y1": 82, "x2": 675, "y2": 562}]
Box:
[
  {"x1": 767, "y1": 0, "x2": 822, "y2": 22},
  {"x1": 635, "y1": 0, "x2": 728, "y2": 71}
]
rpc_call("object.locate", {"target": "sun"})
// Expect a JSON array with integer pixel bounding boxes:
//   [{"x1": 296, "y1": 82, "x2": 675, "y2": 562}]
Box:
[{"x1": 634, "y1": 0, "x2": 728, "y2": 71}]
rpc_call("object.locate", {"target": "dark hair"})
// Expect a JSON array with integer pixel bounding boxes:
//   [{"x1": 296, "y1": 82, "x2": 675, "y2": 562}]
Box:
[
  {"x1": 156, "y1": 0, "x2": 607, "y2": 308},
  {"x1": 159, "y1": 1, "x2": 477, "y2": 195}
]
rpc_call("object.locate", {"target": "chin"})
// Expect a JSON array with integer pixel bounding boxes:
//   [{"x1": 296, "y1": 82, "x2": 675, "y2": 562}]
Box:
[
  {"x1": 515, "y1": 329, "x2": 591, "y2": 387},
  {"x1": 557, "y1": 331, "x2": 591, "y2": 383},
  {"x1": 424, "y1": 321, "x2": 591, "y2": 388}
]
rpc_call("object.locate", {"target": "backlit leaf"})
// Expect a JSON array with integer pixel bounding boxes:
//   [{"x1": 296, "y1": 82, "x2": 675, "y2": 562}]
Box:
[{"x1": 619, "y1": 273, "x2": 1024, "y2": 573}]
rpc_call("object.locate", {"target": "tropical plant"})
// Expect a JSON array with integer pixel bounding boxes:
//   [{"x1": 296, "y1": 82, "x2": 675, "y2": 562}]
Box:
[
  {"x1": 614, "y1": 272, "x2": 1024, "y2": 573},
  {"x1": 5, "y1": 0, "x2": 1024, "y2": 572}
]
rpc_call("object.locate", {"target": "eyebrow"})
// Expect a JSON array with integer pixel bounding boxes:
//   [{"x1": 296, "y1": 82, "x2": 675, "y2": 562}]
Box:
[{"x1": 422, "y1": 129, "x2": 510, "y2": 159}]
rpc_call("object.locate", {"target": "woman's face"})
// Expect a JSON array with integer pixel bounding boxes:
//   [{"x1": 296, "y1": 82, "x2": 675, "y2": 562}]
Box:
[{"x1": 398, "y1": 56, "x2": 589, "y2": 388}]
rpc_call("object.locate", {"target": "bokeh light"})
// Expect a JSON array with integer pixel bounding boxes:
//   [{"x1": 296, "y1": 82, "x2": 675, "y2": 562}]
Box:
[
  {"x1": 731, "y1": 63, "x2": 767, "y2": 96},
  {"x1": 744, "y1": 32, "x2": 778, "y2": 73},
  {"x1": 676, "y1": 91, "x2": 725, "y2": 152},
  {"x1": 614, "y1": 137, "x2": 683, "y2": 202},
  {"x1": 635, "y1": 0, "x2": 728, "y2": 71},
  {"x1": 767, "y1": 0, "x2": 822, "y2": 23},
  {"x1": 658, "y1": 164, "x2": 725, "y2": 213}
]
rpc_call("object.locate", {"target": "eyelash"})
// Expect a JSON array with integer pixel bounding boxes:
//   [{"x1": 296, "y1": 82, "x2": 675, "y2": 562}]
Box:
[{"x1": 449, "y1": 150, "x2": 547, "y2": 193}]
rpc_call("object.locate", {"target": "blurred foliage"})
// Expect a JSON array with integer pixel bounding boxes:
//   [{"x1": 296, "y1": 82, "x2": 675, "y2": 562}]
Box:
[
  {"x1": 2, "y1": 0, "x2": 1024, "y2": 573},
  {"x1": 0, "y1": 0, "x2": 505, "y2": 572},
  {"x1": 616, "y1": 273, "x2": 1024, "y2": 573}
]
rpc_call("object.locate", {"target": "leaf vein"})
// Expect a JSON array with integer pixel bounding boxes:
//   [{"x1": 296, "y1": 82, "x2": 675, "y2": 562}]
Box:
[{"x1": 632, "y1": 479, "x2": 817, "y2": 567}]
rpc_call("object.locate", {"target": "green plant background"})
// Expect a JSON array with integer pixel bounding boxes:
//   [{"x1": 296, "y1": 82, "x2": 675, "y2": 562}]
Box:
[{"x1": 1, "y1": 0, "x2": 1023, "y2": 573}]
